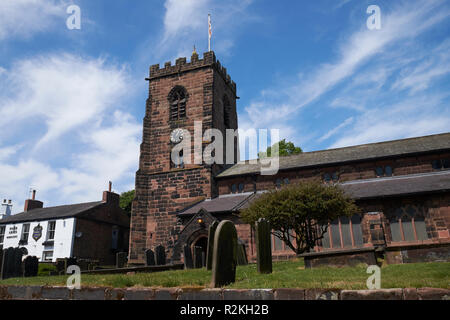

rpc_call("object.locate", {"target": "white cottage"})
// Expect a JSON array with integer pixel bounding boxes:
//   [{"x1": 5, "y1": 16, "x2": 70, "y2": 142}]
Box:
[{"x1": 0, "y1": 189, "x2": 130, "y2": 264}]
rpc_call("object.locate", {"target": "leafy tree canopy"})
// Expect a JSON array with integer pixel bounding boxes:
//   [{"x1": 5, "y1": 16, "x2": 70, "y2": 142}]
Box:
[
  {"x1": 119, "y1": 190, "x2": 135, "y2": 217},
  {"x1": 240, "y1": 180, "x2": 358, "y2": 254},
  {"x1": 258, "y1": 139, "x2": 302, "y2": 158}
]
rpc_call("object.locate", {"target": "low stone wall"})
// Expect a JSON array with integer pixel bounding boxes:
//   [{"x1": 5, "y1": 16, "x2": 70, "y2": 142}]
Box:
[{"x1": 0, "y1": 286, "x2": 448, "y2": 300}]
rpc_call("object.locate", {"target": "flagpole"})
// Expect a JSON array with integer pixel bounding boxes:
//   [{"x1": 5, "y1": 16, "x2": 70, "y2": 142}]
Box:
[{"x1": 208, "y1": 14, "x2": 211, "y2": 52}]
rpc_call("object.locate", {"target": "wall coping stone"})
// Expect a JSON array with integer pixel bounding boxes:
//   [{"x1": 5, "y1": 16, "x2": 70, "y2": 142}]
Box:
[{"x1": 0, "y1": 286, "x2": 449, "y2": 300}]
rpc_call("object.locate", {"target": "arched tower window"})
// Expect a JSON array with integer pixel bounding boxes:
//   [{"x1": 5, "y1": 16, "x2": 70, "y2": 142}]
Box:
[
  {"x1": 223, "y1": 95, "x2": 231, "y2": 128},
  {"x1": 168, "y1": 86, "x2": 188, "y2": 121}
]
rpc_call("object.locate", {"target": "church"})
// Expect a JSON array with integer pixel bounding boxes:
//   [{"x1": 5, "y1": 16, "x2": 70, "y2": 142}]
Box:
[{"x1": 128, "y1": 51, "x2": 450, "y2": 266}]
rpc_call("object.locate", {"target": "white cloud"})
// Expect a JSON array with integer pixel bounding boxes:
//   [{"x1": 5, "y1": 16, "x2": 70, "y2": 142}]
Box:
[
  {"x1": 330, "y1": 95, "x2": 450, "y2": 148},
  {"x1": 0, "y1": 54, "x2": 132, "y2": 147},
  {"x1": 240, "y1": 0, "x2": 450, "y2": 150},
  {"x1": 0, "y1": 0, "x2": 67, "y2": 40},
  {"x1": 139, "y1": 0, "x2": 255, "y2": 63},
  {"x1": 0, "y1": 53, "x2": 141, "y2": 214},
  {"x1": 318, "y1": 117, "x2": 354, "y2": 142}
]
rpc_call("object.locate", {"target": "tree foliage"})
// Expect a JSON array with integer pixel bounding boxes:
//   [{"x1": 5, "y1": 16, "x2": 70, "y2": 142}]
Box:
[
  {"x1": 258, "y1": 139, "x2": 302, "y2": 158},
  {"x1": 240, "y1": 180, "x2": 358, "y2": 254},
  {"x1": 119, "y1": 190, "x2": 135, "y2": 217}
]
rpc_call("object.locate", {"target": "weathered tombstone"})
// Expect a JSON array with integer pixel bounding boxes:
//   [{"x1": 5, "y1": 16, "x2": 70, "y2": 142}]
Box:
[
  {"x1": 23, "y1": 256, "x2": 39, "y2": 277},
  {"x1": 206, "y1": 221, "x2": 218, "y2": 270},
  {"x1": 116, "y1": 252, "x2": 127, "y2": 268},
  {"x1": 236, "y1": 240, "x2": 248, "y2": 266},
  {"x1": 211, "y1": 220, "x2": 237, "y2": 288},
  {"x1": 1, "y1": 248, "x2": 23, "y2": 279},
  {"x1": 193, "y1": 246, "x2": 203, "y2": 269},
  {"x1": 145, "y1": 249, "x2": 155, "y2": 266},
  {"x1": 183, "y1": 245, "x2": 194, "y2": 269},
  {"x1": 256, "y1": 218, "x2": 272, "y2": 274},
  {"x1": 155, "y1": 245, "x2": 166, "y2": 265}
]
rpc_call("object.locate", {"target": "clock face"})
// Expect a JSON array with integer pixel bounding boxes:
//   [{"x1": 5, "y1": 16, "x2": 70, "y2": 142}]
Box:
[{"x1": 170, "y1": 128, "x2": 184, "y2": 143}]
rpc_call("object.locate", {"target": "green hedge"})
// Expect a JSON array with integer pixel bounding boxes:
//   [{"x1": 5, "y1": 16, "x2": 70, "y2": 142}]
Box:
[{"x1": 38, "y1": 263, "x2": 57, "y2": 276}]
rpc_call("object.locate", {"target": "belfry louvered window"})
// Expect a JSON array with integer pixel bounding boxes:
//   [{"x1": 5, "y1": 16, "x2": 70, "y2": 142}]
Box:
[
  {"x1": 168, "y1": 86, "x2": 187, "y2": 121},
  {"x1": 223, "y1": 95, "x2": 231, "y2": 128}
]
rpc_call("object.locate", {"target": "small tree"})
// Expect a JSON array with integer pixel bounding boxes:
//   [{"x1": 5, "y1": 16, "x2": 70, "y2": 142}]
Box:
[
  {"x1": 240, "y1": 180, "x2": 358, "y2": 254},
  {"x1": 258, "y1": 139, "x2": 302, "y2": 158},
  {"x1": 119, "y1": 190, "x2": 135, "y2": 217}
]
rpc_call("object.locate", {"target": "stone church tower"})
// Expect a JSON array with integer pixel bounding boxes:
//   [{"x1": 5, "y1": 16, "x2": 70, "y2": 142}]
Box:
[{"x1": 128, "y1": 51, "x2": 238, "y2": 264}]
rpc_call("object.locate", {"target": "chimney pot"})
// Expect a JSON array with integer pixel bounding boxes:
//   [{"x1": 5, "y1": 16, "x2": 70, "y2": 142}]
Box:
[{"x1": 32, "y1": 190, "x2": 36, "y2": 200}]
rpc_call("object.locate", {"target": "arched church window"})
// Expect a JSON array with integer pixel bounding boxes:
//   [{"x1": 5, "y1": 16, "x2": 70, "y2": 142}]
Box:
[
  {"x1": 238, "y1": 183, "x2": 244, "y2": 193},
  {"x1": 223, "y1": 95, "x2": 231, "y2": 128},
  {"x1": 168, "y1": 86, "x2": 188, "y2": 121},
  {"x1": 389, "y1": 205, "x2": 429, "y2": 242}
]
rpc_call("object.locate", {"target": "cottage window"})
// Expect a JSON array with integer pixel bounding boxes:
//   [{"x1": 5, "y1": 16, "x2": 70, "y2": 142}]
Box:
[
  {"x1": 42, "y1": 251, "x2": 53, "y2": 262},
  {"x1": 389, "y1": 205, "x2": 429, "y2": 242},
  {"x1": 20, "y1": 224, "x2": 30, "y2": 244},
  {"x1": 46, "y1": 221, "x2": 56, "y2": 240},
  {"x1": 168, "y1": 86, "x2": 187, "y2": 121},
  {"x1": 0, "y1": 226, "x2": 5, "y2": 249},
  {"x1": 321, "y1": 215, "x2": 363, "y2": 249}
]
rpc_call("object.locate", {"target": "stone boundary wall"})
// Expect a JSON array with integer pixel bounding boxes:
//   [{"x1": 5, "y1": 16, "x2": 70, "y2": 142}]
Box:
[{"x1": 0, "y1": 286, "x2": 448, "y2": 300}]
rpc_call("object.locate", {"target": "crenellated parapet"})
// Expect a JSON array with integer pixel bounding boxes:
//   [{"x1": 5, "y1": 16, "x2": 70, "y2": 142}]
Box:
[{"x1": 147, "y1": 51, "x2": 236, "y2": 94}]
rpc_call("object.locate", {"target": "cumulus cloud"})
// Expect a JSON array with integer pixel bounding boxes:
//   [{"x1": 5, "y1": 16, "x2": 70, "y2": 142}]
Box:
[
  {"x1": 0, "y1": 0, "x2": 67, "y2": 40},
  {"x1": 0, "y1": 54, "x2": 141, "y2": 214}
]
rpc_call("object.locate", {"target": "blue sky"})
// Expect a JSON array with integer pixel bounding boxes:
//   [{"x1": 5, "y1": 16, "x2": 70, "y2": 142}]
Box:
[{"x1": 0, "y1": 0, "x2": 449, "y2": 213}]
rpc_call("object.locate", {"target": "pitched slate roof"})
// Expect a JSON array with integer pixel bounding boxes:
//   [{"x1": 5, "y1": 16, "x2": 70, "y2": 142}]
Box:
[
  {"x1": 217, "y1": 132, "x2": 450, "y2": 178},
  {"x1": 0, "y1": 201, "x2": 103, "y2": 224},
  {"x1": 178, "y1": 193, "x2": 256, "y2": 216},
  {"x1": 342, "y1": 170, "x2": 450, "y2": 199},
  {"x1": 179, "y1": 171, "x2": 450, "y2": 215}
]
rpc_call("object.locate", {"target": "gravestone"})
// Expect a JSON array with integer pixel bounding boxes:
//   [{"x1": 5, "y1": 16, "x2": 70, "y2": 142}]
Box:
[
  {"x1": 23, "y1": 256, "x2": 39, "y2": 277},
  {"x1": 193, "y1": 246, "x2": 203, "y2": 269},
  {"x1": 236, "y1": 240, "x2": 248, "y2": 266},
  {"x1": 145, "y1": 249, "x2": 155, "y2": 266},
  {"x1": 155, "y1": 245, "x2": 166, "y2": 265},
  {"x1": 211, "y1": 220, "x2": 238, "y2": 288},
  {"x1": 183, "y1": 245, "x2": 194, "y2": 269},
  {"x1": 116, "y1": 252, "x2": 127, "y2": 268},
  {"x1": 255, "y1": 218, "x2": 272, "y2": 274},
  {"x1": 206, "y1": 221, "x2": 218, "y2": 270},
  {"x1": 1, "y1": 247, "x2": 23, "y2": 280}
]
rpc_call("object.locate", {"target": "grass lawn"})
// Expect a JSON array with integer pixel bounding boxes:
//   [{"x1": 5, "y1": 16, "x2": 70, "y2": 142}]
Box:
[{"x1": 1, "y1": 259, "x2": 449, "y2": 289}]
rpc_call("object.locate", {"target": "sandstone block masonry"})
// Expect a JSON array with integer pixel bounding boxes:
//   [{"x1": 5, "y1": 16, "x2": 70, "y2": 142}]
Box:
[
  {"x1": 0, "y1": 286, "x2": 448, "y2": 300},
  {"x1": 129, "y1": 51, "x2": 238, "y2": 264}
]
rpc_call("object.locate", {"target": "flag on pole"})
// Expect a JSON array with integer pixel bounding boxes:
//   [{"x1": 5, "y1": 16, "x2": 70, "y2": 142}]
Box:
[{"x1": 208, "y1": 14, "x2": 212, "y2": 51}]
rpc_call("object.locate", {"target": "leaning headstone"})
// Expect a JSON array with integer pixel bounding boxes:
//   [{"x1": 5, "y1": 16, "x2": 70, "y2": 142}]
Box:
[
  {"x1": 183, "y1": 245, "x2": 194, "y2": 269},
  {"x1": 211, "y1": 220, "x2": 238, "y2": 288},
  {"x1": 193, "y1": 246, "x2": 203, "y2": 268},
  {"x1": 155, "y1": 245, "x2": 166, "y2": 265},
  {"x1": 236, "y1": 240, "x2": 248, "y2": 266},
  {"x1": 145, "y1": 249, "x2": 155, "y2": 266},
  {"x1": 116, "y1": 252, "x2": 127, "y2": 268},
  {"x1": 255, "y1": 218, "x2": 272, "y2": 274},
  {"x1": 206, "y1": 221, "x2": 218, "y2": 270},
  {"x1": 23, "y1": 256, "x2": 39, "y2": 277}
]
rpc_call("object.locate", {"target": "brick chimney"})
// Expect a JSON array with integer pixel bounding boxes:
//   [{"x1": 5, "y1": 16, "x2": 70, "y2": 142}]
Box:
[
  {"x1": 24, "y1": 190, "x2": 43, "y2": 212},
  {"x1": 102, "y1": 181, "x2": 119, "y2": 206}
]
